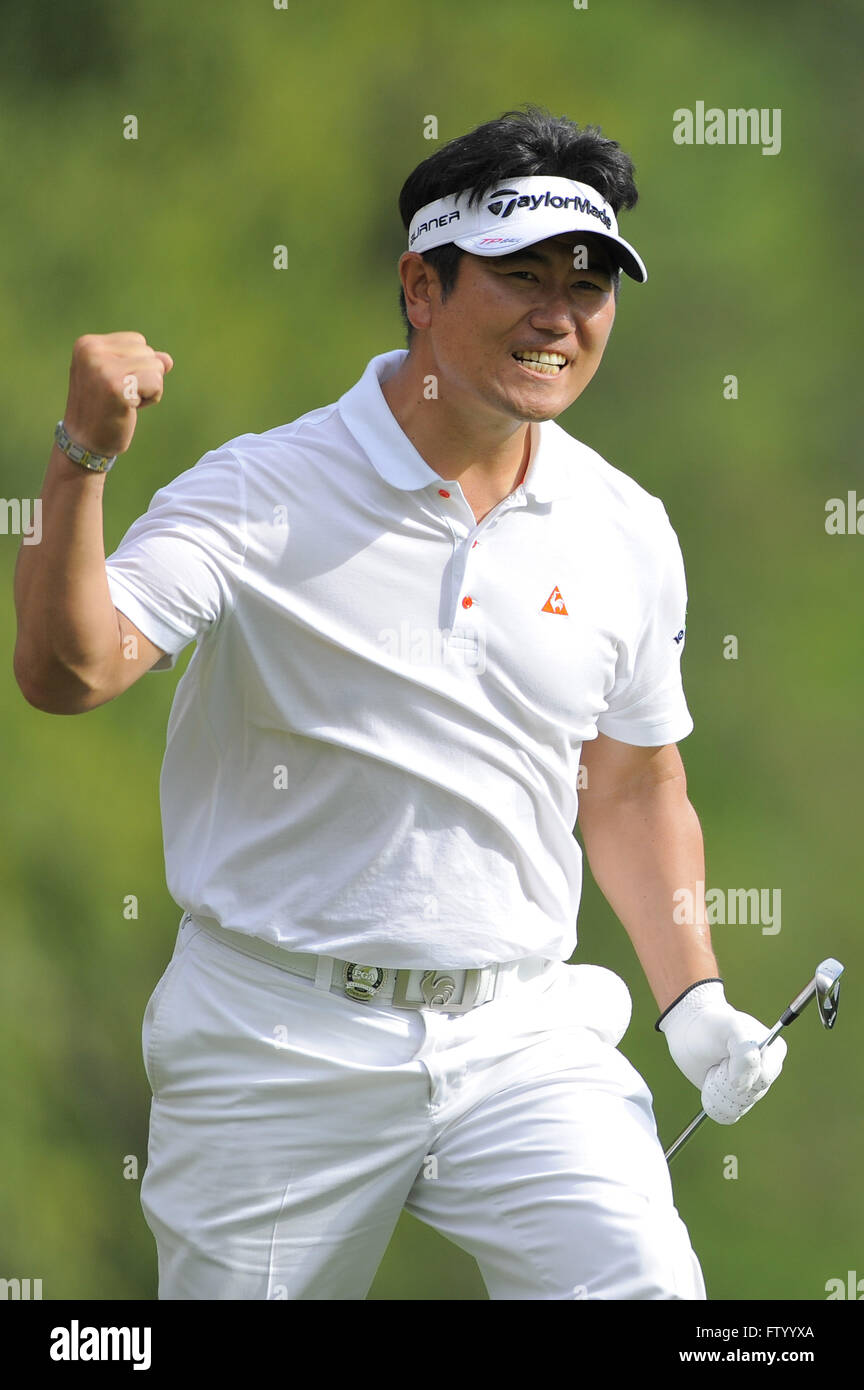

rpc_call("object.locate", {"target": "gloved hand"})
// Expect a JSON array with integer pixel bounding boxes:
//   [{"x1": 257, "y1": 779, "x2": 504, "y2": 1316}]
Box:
[{"x1": 657, "y1": 979, "x2": 787, "y2": 1123}]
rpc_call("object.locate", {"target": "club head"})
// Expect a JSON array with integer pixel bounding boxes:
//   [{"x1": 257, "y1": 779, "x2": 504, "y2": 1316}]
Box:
[{"x1": 814, "y1": 958, "x2": 844, "y2": 1030}]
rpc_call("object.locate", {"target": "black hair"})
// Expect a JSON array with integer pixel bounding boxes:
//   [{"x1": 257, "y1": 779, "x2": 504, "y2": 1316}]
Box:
[{"x1": 397, "y1": 105, "x2": 639, "y2": 343}]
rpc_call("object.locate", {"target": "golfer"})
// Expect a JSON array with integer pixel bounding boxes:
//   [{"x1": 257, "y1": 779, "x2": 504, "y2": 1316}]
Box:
[{"x1": 14, "y1": 106, "x2": 786, "y2": 1300}]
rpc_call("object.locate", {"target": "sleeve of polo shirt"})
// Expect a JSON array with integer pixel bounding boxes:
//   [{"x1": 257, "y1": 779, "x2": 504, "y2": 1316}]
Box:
[
  {"x1": 595, "y1": 507, "x2": 694, "y2": 747},
  {"x1": 104, "y1": 448, "x2": 247, "y2": 672}
]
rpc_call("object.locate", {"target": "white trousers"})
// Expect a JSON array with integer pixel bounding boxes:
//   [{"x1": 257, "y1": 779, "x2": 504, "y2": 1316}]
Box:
[{"x1": 140, "y1": 915, "x2": 706, "y2": 1301}]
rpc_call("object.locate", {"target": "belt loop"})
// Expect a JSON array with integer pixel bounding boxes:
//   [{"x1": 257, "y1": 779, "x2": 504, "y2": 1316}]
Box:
[{"x1": 314, "y1": 955, "x2": 334, "y2": 990}]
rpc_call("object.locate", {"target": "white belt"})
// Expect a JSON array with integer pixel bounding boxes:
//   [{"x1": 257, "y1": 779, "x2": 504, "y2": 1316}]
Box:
[{"x1": 187, "y1": 913, "x2": 554, "y2": 1014}]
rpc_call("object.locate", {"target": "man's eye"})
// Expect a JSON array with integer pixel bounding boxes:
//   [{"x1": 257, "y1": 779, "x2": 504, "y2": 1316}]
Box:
[{"x1": 507, "y1": 271, "x2": 606, "y2": 291}]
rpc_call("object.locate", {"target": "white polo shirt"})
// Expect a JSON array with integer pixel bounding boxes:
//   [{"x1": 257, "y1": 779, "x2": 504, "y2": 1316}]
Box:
[{"x1": 104, "y1": 349, "x2": 693, "y2": 968}]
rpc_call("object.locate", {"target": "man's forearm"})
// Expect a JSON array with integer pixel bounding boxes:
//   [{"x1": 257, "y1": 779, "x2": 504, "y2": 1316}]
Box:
[
  {"x1": 14, "y1": 333, "x2": 173, "y2": 708},
  {"x1": 13, "y1": 444, "x2": 120, "y2": 703},
  {"x1": 577, "y1": 775, "x2": 718, "y2": 1014}
]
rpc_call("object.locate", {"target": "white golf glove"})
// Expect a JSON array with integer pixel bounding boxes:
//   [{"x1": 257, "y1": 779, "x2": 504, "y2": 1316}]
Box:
[{"x1": 657, "y1": 979, "x2": 787, "y2": 1123}]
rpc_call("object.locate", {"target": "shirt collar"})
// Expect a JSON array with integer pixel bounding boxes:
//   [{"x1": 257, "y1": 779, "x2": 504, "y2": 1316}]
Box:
[
  {"x1": 338, "y1": 348, "x2": 578, "y2": 502},
  {"x1": 338, "y1": 350, "x2": 439, "y2": 491}
]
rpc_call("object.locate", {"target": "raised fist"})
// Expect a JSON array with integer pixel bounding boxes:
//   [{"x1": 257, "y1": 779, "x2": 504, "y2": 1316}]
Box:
[{"x1": 62, "y1": 331, "x2": 174, "y2": 457}]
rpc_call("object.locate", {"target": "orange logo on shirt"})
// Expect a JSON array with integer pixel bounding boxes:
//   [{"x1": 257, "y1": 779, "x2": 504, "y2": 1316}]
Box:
[{"x1": 541, "y1": 586, "x2": 568, "y2": 615}]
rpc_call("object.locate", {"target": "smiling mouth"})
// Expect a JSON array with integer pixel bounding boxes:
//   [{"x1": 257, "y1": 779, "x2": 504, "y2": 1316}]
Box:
[{"x1": 512, "y1": 350, "x2": 568, "y2": 377}]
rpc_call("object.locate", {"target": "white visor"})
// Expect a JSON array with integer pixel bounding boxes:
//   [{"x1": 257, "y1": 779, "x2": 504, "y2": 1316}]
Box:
[{"x1": 407, "y1": 175, "x2": 647, "y2": 283}]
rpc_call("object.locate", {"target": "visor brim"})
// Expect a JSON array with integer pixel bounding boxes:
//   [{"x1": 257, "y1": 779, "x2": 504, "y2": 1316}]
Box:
[{"x1": 453, "y1": 228, "x2": 647, "y2": 283}]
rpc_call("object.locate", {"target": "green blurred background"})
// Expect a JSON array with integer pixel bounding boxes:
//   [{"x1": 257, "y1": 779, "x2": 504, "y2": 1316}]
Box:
[{"x1": 1, "y1": 0, "x2": 861, "y2": 1301}]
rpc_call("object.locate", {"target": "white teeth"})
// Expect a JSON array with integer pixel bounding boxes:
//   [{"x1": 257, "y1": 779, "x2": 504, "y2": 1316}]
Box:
[
  {"x1": 513, "y1": 350, "x2": 567, "y2": 375},
  {"x1": 514, "y1": 359, "x2": 562, "y2": 375},
  {"x1": 515, "y1": 350, "x2": 567, "y2": 365}
]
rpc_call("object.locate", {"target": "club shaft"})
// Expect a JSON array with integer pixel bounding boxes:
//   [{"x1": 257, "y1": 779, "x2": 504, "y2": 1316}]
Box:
[{"x1": 664, "y1": 1109, "x2": 709, "y2": 1161}]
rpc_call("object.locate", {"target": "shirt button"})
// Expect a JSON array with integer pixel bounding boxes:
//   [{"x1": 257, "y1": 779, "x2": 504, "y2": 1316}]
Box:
[
  {"x1": 462, "y1": 596, "x2": 473, "y2": 609},
  {"x1": 438, "y1": 488, "x2": 450, "y2": 498}
]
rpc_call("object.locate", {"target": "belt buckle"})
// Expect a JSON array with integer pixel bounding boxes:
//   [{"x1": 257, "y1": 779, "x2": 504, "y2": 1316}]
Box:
[
  {"x1": 392, "y1": 968, "x2": 488, "y2": 1014},
  {"x1": 342, "y1": 962, "x2": 390, "y2": 1002}
]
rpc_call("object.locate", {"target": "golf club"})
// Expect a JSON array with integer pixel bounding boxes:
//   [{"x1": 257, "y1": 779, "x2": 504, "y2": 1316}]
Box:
[{"x1": 664, "y1": 957, "x2": 844, "y2": 1162}]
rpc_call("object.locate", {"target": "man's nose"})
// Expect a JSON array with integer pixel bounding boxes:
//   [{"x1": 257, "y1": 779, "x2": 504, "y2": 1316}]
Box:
[{"x1": 528, "y1": 295, "x2": 578, "y2": 335}]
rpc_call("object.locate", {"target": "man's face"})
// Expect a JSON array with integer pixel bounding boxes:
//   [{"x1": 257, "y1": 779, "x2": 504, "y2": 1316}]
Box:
[{"x1": 416, "y1": 232, "x2": 618, "y2": 425}]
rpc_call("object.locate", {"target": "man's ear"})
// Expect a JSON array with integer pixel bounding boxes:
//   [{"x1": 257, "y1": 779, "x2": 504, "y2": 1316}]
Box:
[{"x1": 398, "y1": 251, "x2": 437, "y2": 334}]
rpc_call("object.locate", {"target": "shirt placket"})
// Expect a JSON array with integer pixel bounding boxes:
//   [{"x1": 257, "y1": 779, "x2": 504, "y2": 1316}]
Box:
[{"x1": 431, "y1": 483, "x2": 528, "y2": 644}]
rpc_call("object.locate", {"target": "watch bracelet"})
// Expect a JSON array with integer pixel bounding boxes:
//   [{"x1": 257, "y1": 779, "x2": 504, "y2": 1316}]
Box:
[{"x1": 54, "y1": 420, "x2": 117, "y2": 473}]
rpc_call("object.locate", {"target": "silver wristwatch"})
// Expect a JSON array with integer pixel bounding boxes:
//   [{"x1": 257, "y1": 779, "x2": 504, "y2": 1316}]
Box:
[{"x1": 54, "y1": 420, "x2": 117, "y2": 473}]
